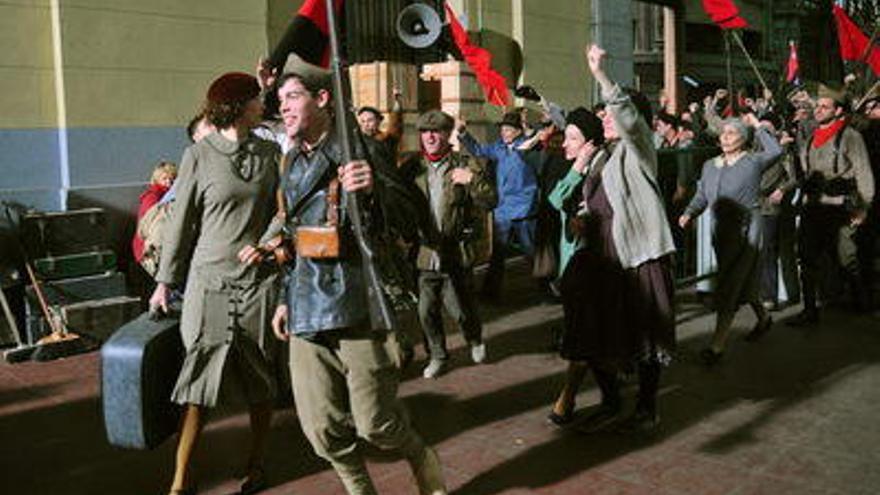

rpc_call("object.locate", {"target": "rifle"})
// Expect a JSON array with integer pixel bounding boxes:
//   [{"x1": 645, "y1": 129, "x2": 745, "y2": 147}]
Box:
[{"x1": 324, "y1": 0, "x2": 396, "y2": 331}]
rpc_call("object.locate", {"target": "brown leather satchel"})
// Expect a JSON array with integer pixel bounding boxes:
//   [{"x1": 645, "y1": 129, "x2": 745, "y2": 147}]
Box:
[{"x1": 295, "y1": 177, "x2": 341, "y2": 259}]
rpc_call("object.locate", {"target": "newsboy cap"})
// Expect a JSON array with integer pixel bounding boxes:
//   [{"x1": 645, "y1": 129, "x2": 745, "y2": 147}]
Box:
[{"x1": 417, "y1": 110, "x2": 455, "y2": 132}]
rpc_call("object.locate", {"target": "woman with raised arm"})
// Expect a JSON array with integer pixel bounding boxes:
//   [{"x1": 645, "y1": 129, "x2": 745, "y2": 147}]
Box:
[
  {"x1": 549, "y1": 45, "x2": 676, "y2": 433},
  {"x1": 679, "y1": 113, "x2": 783, "y2": 366}
]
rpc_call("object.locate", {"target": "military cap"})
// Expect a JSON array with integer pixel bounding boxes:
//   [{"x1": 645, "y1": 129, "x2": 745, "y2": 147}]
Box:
[
  {"x1": 281, "y1": 53, "x2": 332, "y2": 89},
  {"x1": 817, "y1": 83, "x2": 849, "y2": 106}
]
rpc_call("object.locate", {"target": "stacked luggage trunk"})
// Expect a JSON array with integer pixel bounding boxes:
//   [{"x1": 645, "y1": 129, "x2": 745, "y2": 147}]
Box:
[{"x1": 20, "y1": 208, "x2": 139, "y2": 342}]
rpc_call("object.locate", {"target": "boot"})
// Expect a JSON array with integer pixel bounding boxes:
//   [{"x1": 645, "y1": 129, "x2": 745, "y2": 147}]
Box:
[
  {"x1": 333, "y1": 462, "x2": 378, "y2": 495},
  {"x1": 408, "y1": 446, "x2": 447, "y2": 495}
]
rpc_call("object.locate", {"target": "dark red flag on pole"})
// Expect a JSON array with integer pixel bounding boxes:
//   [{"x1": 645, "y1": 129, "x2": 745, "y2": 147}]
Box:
[
  {"x1": 268, "y1": 0, "x2": 344, "y2": 70},
  {"x1": 832, "y1": 4, "x2": 880, "y2": 76},
  {"x1": 701, "y1": 0, "x2": 748, "y2": 30},
  {"x1": 444, "y1": 2, "x2": 510, "y2": 107},
  {"x1": 785, "y1": 40, "x2": 800, "y2": 83}
]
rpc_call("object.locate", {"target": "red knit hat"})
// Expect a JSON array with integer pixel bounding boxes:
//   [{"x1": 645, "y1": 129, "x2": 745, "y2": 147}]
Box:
[{"x1": 206, "y1": 72, "x2": 261, "y2": 105}]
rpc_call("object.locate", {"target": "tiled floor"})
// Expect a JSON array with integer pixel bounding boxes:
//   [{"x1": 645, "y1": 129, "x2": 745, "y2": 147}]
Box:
[{"x1": 2, "y1": 262, "x2": 879, "y2": 494}]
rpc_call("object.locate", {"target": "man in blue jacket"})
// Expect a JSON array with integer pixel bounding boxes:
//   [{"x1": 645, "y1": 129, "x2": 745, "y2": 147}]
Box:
[{"x1": 457, "y1": 111, "x2": 539, "y2": 298}]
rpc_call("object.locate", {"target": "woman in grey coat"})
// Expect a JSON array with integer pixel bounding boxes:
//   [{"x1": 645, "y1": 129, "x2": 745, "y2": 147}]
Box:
[
  {"x1": 679, "y1": 115, "x2": 783, "y2": 365},
  {"x1": 150, "y1": 73, "x2": 280, "y2": 495}
]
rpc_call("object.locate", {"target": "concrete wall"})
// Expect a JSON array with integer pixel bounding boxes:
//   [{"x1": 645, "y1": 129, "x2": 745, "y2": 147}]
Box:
[
  {"x1": 1, "y1": 1, "x2": 269, "y2": 213},
  {"x1": 0, "y1": 0, "x2": 62, "y2": 210},
  {"x1": 519, "y1": 0, "x2": 592, "y2": 111},
  {"x1": 1, "y1": 0, "x2": 271, "y2": 273}
]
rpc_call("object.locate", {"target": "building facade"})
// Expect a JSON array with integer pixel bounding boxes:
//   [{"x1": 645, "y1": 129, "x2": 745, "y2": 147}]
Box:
[{"x1": 1, "y1": 0, "x2": 833, "y2": 251}]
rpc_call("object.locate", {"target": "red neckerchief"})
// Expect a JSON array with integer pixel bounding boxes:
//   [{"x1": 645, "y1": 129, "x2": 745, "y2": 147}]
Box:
[
  {"x1": 422, "y1": 149, "x2": 451, "y2": 163},
  {"x1": 812, "y1": 119, "x2": 846, "y2": 148}
]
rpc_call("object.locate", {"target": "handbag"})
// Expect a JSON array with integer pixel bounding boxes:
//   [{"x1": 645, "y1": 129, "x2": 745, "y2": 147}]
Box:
[
  {"x1": 295, "y1": 177, "x2": 341, "y2": 259},
  {"x1": 532, "y1": 242, "x2": 558, "y2": 279}
]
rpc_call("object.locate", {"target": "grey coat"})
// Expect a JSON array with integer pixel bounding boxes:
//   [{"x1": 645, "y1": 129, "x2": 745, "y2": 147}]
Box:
[
  {"x1": 599, "y1": 84, "x2": 676, "y2": 269},
  {"x1": 156, "y1": 132, "x2": 280, "y2": 407}
]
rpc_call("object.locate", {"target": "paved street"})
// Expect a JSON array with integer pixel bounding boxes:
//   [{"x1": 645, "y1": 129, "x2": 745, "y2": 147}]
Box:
[{"x1": 2, "y1": 261, "x2": 880, "y2": 494}]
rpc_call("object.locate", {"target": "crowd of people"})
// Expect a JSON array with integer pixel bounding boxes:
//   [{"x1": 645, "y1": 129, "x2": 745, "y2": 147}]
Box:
[{"x1": 125, "y1": 40, "x2": 879, "y2": 495}]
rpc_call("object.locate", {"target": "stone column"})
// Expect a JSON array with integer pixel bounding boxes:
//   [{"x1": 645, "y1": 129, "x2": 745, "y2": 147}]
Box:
[
  {"x1": 420, "y1": 60, "x2": 494, "y2": 150},
  {"x1": 348, "y1": 61, "x2": 420, "y2": 151}
]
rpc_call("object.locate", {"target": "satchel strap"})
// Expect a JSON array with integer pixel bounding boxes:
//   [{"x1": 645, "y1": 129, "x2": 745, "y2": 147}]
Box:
[
  {"x1": 275, "y1": 152, "x2": 292, "y2": 222},
  {"x1": 326, "y1": 177, "x2": 340, "y2": 227}
]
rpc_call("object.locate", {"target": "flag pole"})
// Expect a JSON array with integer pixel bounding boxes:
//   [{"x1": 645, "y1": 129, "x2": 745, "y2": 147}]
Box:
[
  {"x1": 725, "y1": 30, "x2": 736, "y2": 115},
  {"x1": 730, "y1": 30, "x2": 770, "y2": 96},
  {"x1": 775, "y1": 40, "x2": 793, "y2": 104}
]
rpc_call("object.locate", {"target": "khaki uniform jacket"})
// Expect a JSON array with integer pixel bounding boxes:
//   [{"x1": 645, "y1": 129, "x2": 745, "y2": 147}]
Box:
[
  {"x1": 800, "y1": 125, "x2": 875, "y2": 210},
  {"x1": 402, "y1": 152, "x2": 496, "y2": 270}
]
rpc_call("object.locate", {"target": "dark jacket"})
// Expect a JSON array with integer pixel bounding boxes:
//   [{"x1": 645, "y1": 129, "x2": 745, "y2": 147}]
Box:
[{"x1": 280, "y1": 132, "x2": 420, "y2": 335}]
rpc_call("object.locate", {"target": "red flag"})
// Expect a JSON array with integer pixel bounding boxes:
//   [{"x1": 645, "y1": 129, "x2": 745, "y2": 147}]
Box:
[
  {"x1": 701, "y1": 0, "x2": 748, "y2": 30},
  {"x1": 832, "y1": 5, "x2": 880, "y2": 76},
  {"x1": 268, "y1": 0, "x2": 344, "y2": 70},
  {"x1": 444, "y1": 2, "x2": 510, "y2": 107},
  {"x1": 785, "y1": 41, "x2": 800, "y2": 83}
]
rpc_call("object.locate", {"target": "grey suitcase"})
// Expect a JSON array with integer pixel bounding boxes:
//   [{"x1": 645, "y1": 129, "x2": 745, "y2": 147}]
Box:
[{"x1": 100, "y1": 311, "x2": 183, "y2": 449}]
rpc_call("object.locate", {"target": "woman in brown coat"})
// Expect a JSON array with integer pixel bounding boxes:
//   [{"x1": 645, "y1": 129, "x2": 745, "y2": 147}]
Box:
[{"x1": 150, "y1": 73, "x2": 280, "y2": 495}]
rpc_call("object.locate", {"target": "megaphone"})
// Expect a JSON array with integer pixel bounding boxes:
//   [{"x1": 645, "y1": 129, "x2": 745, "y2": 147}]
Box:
[{"x1": 396, "y1": 3, "x2": 443, "y2": 49}]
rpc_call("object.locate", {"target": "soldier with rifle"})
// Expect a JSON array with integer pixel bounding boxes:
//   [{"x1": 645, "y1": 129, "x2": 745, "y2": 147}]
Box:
[
  {"x1": 789, "y1": 84, "x2": 875, "y2": 325},
  {"x1": 263, "y1": 51, "x2": 447, "y2": 495}
]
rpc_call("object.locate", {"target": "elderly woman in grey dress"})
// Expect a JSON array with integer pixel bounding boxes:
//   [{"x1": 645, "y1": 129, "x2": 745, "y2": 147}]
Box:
[
  {"x1": 149, "y1": 72, "x2": 280, "y2": 495},
  {"x1": 679, "y1": 114, "x2": 783, "y2": 365}
]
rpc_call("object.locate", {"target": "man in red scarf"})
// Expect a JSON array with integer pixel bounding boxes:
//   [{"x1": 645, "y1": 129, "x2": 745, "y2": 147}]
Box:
[
  {"x1": 790, "y1": 84, "x2": 875, "y2": 325},
  {"x1": 399, "y1": 110, "x2": 497, "y2": 379}
]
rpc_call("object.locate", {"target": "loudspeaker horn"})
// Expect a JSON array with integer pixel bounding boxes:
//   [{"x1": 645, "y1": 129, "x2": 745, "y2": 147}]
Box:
[{"x1": 396, "y1": 3, "x2": 443, "y2": 49}]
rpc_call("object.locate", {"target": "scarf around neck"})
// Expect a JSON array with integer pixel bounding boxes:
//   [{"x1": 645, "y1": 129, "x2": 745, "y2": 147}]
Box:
[{"x1": 812, "y1": 119, "x2": 846, "y2": 148}]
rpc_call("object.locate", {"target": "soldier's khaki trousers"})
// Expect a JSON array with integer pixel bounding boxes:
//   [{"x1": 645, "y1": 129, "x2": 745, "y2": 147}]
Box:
[{"x1": 289, "y1": 326, "x2": 426, "y2": 495}]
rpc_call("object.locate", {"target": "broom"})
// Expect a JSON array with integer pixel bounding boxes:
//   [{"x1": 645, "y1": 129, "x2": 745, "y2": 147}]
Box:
[{"x1": 25, "y1": 260, "x2": 96, "y2": 362}]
